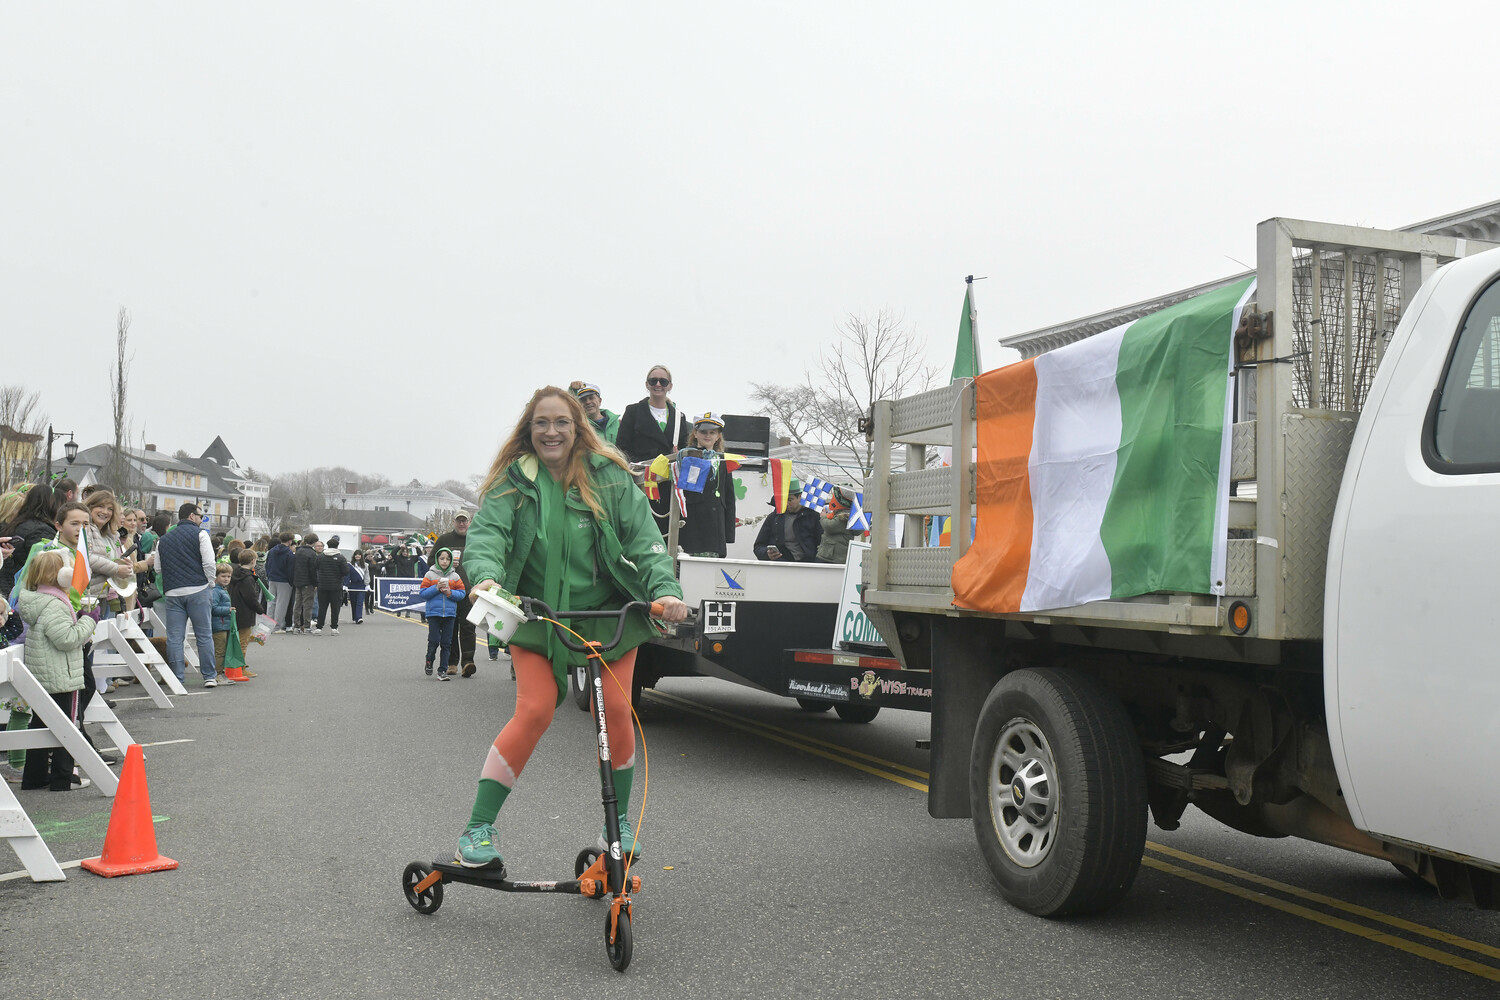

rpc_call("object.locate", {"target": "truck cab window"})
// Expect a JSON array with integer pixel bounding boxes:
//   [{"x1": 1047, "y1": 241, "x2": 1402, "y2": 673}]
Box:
[{"x1": 1433, "y1": 277, "x2": 1500, "y2": 466}]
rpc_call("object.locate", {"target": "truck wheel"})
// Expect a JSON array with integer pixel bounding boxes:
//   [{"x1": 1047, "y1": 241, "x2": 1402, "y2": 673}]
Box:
[
  {"x1": 969, "y1": 667, "x2": 1146, "y2": 917},
  {"x1": 834, "y1": 703, "x2": 880, "y2": 724},
  {"x1": 796, "y1": 698, "x2": 833, "y2": 713}
]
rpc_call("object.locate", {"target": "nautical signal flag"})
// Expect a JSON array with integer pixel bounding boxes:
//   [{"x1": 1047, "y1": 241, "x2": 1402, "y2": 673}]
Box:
[
  {"x1": 800, "y1": 477, "x2": 834, "y2": 513},
  {"x1": 847, "y1": 492, "x2": 871, "y2": 533},
  {"x1": 768, "y1": 458, "x2": 795, "y2": 513}
]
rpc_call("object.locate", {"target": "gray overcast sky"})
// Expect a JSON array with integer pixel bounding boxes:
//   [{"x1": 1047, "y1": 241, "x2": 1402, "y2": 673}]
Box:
[{"x1": 3, "y1": 2, "x2": 1497, "y2": 485}]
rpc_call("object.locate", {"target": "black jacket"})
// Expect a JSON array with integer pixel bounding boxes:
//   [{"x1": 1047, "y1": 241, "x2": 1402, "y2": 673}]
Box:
[
  {"x1": 677, "y1": 453, "x2": 736, "y2": 558},
  {"x1": 433, "y1": 529, "x2": 471, "y2": 586},
  {"x1": 229, "y1": 565, "x2": 265, "y2": 630},
  {"x1": 753, "y1": 506, "x2": 824, "y2": 562},
  {"x1": 315, "y1": 550, "x2": 350, "y2": 590},
  {"x1": 615, "y1": 398, "x2": 690, "y2": 464},
  {"x1": 292, "y1": 544, "x2": 319, "y2": 587},
  {"x1": 1, "y1": 518, "x2": 56, "y2": 596}
]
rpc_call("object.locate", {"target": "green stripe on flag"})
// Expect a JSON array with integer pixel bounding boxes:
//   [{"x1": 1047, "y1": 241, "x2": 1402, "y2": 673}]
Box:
[
  {"x1": 952, "y1": 285, "x2": 979, "y2": 381},
  {"x1": 1099, "y1": 277, "x2": 1252, "y2": 599}
]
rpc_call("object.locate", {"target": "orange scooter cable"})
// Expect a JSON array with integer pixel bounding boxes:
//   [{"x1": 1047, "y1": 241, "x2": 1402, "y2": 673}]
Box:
[{"x1": 539, "y1": 617, "x2": 647, "y2": 878}]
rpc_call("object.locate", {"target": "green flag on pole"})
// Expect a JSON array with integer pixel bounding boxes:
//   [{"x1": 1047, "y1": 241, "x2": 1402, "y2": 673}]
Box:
[{"x1": 952, "y1": 277, "x2": 982, "y2": 381}]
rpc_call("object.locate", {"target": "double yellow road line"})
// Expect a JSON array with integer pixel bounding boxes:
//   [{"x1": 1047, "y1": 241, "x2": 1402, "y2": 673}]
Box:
[{"x1": 645, "y1": 687, "x2": 1500, "y2": 982}]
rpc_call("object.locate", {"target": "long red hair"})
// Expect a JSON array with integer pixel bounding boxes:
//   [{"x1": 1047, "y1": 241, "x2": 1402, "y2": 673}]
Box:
[{"x1": 479, "y1": 386, "x2": 629, "y2": 520}]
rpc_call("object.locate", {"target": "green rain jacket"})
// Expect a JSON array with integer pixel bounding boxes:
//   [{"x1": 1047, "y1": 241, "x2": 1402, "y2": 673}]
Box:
[
  {"x1": 463, "y1": 452, "x2": 683, "y2": 705},
  {"x1": 591, "y1": 409, "x2": 621, "y2": 446}
]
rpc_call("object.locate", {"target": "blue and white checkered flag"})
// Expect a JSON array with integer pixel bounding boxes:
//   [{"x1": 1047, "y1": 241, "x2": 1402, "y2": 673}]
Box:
[
  {"x1": 847, "y1": 491, "x2": 871, "y2": 532},
  {"x1": 800, "y1": 476, "x2": 834, "y2": 512}
]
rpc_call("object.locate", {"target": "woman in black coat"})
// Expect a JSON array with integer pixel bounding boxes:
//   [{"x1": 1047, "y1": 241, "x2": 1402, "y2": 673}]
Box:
[
  {"x1": 0, "y1": 483, "x2": 57, "y2": 597},
  {"x1": 614, "y1": 364, "x2": 691, "y2": 538},
  {"x1": 615, "y1": 364, "x2": 690, "y2": 464},
  {"x1": 676, "y1": 413, "x2": 737, "y2": 558}
]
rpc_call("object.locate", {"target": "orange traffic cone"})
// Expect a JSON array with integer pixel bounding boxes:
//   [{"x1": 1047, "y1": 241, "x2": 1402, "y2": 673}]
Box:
[
  {"x1": 225, "y1": 667, "x2": 249, "y2": 681},
  {"x1": 80, "y1": 744, "x2": 179, "y2": 877}
]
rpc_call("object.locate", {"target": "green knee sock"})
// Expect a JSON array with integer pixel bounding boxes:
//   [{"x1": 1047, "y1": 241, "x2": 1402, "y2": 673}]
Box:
[
  {"x1": 468, "y1": 778, "x2": 511, "y2": 829},
  {"x1": 611, "y1": 765, "x2": 635, "y2": 821},
  {"x1": 5, "y1": 708, "x2": 30, "y2": 768}
]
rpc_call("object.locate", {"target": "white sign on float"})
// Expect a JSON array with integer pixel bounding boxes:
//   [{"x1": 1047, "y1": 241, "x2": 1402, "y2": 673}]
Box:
[{"x1": 834, "y1": 542, "x2": 888, "y2": 651}]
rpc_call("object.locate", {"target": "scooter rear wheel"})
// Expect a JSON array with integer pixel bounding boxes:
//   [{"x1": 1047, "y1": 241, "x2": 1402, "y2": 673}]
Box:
[
  {"x1": 574, "y1": 848, "x2": 599, "y2": 877},
  {"x1": 606, "y1": 906, "x2": 633, "y2": 971},
  {"x1": 402, "y1": 861, "x2": 444, "y2": 914}
]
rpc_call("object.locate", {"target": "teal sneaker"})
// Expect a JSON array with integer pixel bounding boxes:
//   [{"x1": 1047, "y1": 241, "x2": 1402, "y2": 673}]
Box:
[
  {"x1": 597, "y1": 815, "x2": 642, "y2": 861},
  {"x1": 455, "y1": 823, "x2": 504, "y2": 870}
]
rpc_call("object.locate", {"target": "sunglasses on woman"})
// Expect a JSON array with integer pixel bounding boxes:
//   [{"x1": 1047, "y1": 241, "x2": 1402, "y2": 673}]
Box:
[{"x1": 647, "y1": 377, "x2": 670, "y2": 387}]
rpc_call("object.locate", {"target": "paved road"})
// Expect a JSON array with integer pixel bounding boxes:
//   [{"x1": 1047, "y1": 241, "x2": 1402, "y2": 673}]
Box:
[{"x1": 5, "y1": 611, "x2": 1499, "y2": 998}]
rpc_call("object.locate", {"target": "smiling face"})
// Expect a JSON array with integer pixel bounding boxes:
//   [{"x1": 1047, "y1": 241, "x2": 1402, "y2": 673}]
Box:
[
  {"x1": 577, "y1": 391, "x2": 602, "y2": 420},
  {"x1": 90, "y1": 503, "x2": 113, "y2": 529},
  {"x1": 694, "y1": 424, "x2": 722, "y2": 450},
  {"x1": 646, "y1": 367, "x2": 671, "y2": 404},
  {"x1": 530, "y1": 394, "x2": 577, "y2": 472}
]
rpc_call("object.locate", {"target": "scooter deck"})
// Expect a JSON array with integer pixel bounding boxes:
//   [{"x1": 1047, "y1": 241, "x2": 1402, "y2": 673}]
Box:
[{"x1": 431, "y1": 858, "x2": 589, "y2": 895}]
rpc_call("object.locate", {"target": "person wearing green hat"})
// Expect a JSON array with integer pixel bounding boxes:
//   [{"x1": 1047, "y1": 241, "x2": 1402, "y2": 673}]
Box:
[
  {"x1": 753, "y1": 475, "x2": 823, "y2": 561},
  {"x1": 453, "y1": 385, "x2": 688, "y2": 871}
]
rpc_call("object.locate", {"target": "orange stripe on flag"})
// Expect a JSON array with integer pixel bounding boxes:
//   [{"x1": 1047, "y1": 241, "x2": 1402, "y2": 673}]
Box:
[
  {"x1": 951, "y1": 359, "x2": 1038, "y2": 614},
  {"x1": 71, "y1": 527, "x2": 92, "y2": 595}
]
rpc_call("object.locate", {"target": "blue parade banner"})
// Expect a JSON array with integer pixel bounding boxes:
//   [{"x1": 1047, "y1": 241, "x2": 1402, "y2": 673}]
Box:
[{"x1": 375, "y1": 577, "x2": 427, "y2": 613}]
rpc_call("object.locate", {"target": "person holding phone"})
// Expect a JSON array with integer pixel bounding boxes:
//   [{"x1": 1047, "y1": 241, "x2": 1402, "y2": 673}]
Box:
[
  {"x1": 452, "y1": 386, "x2": 687, "y2": 870},
  {"x1": 753, "y1": 477, "x2": 824, "y2": 562}
]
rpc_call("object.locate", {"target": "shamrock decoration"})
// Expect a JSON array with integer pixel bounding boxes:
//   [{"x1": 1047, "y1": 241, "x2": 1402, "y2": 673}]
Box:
[{"x1": 732, "y1": 476, "x2": 747, "y2": 501}]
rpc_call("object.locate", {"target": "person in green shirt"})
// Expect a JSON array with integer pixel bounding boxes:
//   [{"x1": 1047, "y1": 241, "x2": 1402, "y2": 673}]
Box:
[
  {"x1": 569, "y1": 380, "x2": 621, "y2": 446},
  {"x1": 454, "y1": 386, "x2": 688, "y2": 871}
]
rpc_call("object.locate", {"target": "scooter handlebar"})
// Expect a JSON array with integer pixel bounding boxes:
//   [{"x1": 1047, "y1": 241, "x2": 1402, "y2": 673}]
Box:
[{"x1": 520, "y1": 598, "x2": 696, "y2": 655}]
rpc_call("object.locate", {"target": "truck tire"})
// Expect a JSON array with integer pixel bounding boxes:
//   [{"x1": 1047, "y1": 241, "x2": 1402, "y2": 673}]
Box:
[
  {"x1": 969, "y1": 667, "x2": 1146, "y2": 917},
  {"x1": 834, "y1": 703, "x2": 880, "y2": 724},
  {"x1": 796, "y1": 698, "x2": 833, "y2": 713}
]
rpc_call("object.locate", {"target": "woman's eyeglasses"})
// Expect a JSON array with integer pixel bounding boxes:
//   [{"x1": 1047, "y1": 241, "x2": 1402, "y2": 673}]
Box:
[
  {"x1": 531, "y1": 418, "x2": 574, "y2": 433},
  {"x1": 647, "y1": 378, "x2": 670, "y2": 387}
]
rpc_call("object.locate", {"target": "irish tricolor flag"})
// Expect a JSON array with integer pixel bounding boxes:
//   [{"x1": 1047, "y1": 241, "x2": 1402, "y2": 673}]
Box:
[{"x1": 952, "y1": 278, "x2": 1254, "y2": 614}]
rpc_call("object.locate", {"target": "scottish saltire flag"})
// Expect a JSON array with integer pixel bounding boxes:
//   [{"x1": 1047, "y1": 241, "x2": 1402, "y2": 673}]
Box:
[
  {"x1": 847, "y1": 492, "x2": 871, "y2": 532},
  {"x1": 800, "y1": 477, "x2": 834, "y2": 512},
  {"x1": 952, "y1": 278, "x2": 1253, "y2": 614}
]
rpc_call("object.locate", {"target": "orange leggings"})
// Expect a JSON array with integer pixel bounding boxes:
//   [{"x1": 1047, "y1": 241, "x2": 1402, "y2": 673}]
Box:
[{"x1": 486, "y1": 646, "x2": 637, "y2": 786}]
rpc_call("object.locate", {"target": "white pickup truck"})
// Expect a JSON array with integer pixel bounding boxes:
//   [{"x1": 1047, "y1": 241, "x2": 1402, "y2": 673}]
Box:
[{"x1": 861, "y1": 216, "x2": 1500, "y2": 916}]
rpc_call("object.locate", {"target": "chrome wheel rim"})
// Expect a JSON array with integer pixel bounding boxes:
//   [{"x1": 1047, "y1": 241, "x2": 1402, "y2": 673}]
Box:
[{"x1": 988, "y1": 720, "x2": 1058, "y2": 869}]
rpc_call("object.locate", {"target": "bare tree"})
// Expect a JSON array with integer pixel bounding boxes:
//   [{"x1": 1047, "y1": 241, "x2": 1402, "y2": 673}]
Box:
[
  {"x1": 106, "y1": 307, "x2": 139, "y2": 498},
  {"x1": 0, "y1": 384, "x2": 46, "y2": 491},
  {"x1": 758, "y1": 309, "x2": 940, "y2": 483},
  {"x1": 748, "y1": 382, "x2": 821, "y2": 444}
]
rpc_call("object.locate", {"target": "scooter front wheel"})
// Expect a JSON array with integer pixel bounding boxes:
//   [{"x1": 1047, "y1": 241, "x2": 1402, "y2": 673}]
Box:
[
  {"x1": 606, "y1": 905, "x2": 633, "y2": 972},
  {"x1": 402, "y1": 861, "x2": 444, "y2": 914}
]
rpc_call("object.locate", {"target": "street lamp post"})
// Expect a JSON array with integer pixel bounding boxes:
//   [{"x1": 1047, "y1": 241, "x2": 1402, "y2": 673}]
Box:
[{"x1": 43, "y1": 425, "x2": 78, "y2": 482}]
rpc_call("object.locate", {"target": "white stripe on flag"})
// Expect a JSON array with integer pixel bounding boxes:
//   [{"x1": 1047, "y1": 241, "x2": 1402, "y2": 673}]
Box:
[
  {"x1": 1209, "y1": 279, "x2": 1258, "y2": 595},
  {"x1": 1021, "y1": 322, "x2": 1128, "y2": 612}
]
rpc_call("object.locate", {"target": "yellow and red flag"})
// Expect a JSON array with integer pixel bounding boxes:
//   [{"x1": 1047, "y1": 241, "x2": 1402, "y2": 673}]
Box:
[{"x1": 769, "y1": 458, "x2": 795, "y2": 513}]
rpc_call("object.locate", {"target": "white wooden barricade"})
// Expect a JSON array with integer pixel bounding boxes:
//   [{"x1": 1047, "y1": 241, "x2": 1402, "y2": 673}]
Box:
[
  {"x1": 0, "y1": 647, "x2": 118, "y2": 795},
  {"x1": 0, "y1": 652, "x2": 67, "y2": 880},
  {"x1": 89, "y1": 612, "x2": 182, "y2": 706},
  {"x1": 143, "y1": 605, "x2": 204, "y2": 674}
]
